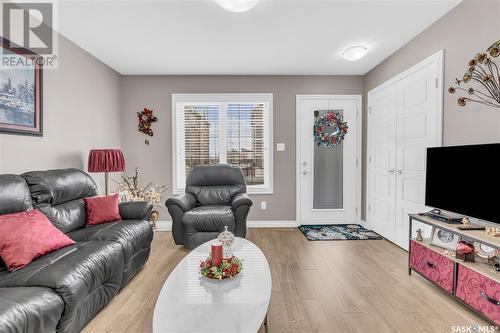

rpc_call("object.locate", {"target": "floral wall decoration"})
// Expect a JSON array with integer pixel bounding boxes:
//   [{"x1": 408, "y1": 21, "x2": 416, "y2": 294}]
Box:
[
  {"x1": 313, "y1": 111, "x2": 348, "y2": 147},
  {"x1": 448, "y1": 40, "x2": 500, "y2": 108},
  {"x1": 137, "y1": 107, "x2": 158, "y2": 145}
]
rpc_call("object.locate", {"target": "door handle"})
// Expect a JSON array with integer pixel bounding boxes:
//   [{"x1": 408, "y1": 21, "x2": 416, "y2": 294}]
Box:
[
  {"x1": 394, "y1": 169, "x2": 402, "y2": 175},
  {"x1": 387, "y1": 169, "x2": 395, "y2": 173},
  {"x1": 302, "y1": 171, "x2": 308, "y2": 175}
]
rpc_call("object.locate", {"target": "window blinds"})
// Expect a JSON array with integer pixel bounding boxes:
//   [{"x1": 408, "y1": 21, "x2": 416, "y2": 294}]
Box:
[{"x1": 174, "y1": 98, "x2": 270, "y2": 193}]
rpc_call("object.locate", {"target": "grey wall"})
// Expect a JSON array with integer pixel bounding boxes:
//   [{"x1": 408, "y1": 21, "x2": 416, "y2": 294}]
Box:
[
  {"x1": 361, "y1": 0, "x2": 500, "y2": 220},
  {"x1": 0, "y1": 34, "x2": 122, "y2": 193},
  {"x1": 120, "y1": 75, "x2": 364, "y2": 221},
  {"x1": 365, "y1": 0, "x2": 500, "y2": 145}
]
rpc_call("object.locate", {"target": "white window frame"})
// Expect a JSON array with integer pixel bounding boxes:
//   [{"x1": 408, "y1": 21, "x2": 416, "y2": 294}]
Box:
[{"x1": 172, "y1": 93, "x2": 273, "y2": 195}]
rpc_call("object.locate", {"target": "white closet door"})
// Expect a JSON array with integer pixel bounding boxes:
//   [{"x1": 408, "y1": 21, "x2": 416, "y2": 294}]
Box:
[
  {"x1": 394, "y1": 59, "x2": 442, "y2": 249},
  {"x1": 367, "y1": 51, "x2": 443, "y2": 250},
  {"x1": 367, "y1": 84, "x2": 397, "y2": 241}
]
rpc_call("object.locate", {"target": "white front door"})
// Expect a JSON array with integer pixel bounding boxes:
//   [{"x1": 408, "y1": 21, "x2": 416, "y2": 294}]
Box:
[{"x1": 296, "y1": 95, "x2": 361, "y2": 225}]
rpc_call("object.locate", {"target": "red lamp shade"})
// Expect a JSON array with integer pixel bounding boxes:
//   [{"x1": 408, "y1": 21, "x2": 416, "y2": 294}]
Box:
[{"x1": 88, "y1": 149, "x2": 125, "y2": 173}]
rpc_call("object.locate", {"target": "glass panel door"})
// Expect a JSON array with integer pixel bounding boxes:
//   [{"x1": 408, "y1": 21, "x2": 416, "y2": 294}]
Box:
[{"x1": 313, "y1": 110, "x2": 343, "y2": 209}]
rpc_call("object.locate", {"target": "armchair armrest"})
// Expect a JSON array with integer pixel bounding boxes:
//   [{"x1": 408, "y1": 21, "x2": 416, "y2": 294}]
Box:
[
  {"x1": 232, "y1": 193, "x2": 253, "y2": 210},
  {"x1": 119, "y1": 201, "x2": 152, "y2": 220},
  {"x1": 166, "y1": 193, "x2": 197, "y2": 212}
]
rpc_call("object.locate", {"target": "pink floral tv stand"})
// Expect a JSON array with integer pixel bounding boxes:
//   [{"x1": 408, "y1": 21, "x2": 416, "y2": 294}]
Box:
[{"x1": 409, "y1": 214, "x2": 500, "y2": 325}]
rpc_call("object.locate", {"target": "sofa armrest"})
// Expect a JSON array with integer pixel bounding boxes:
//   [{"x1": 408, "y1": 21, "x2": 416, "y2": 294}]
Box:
[
  {"x1": 166, "y1": 193, "x2": 197, "y2": 212},
  {"x1": 232, "y1": 193, "x2": 253, "y2": 210},
  {"x1": 119, "y1": 201, "x2": 152, "y2": 220}
]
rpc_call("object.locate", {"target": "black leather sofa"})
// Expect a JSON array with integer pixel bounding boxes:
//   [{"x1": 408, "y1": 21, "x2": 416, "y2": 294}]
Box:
[
  {"x1": 0, "y1": 168, "x2": 153, "y2": 333},
  {"x1": 166, "y1": 164, "x2": 253, "y2": 249}
]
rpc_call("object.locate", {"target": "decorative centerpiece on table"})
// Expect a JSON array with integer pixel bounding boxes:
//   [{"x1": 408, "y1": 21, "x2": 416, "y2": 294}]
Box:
[
  {"x1": 200, "y1": 227, "x2": 243, "y2": 280},
  {"x1": 114, "y1": 167, "x2": 168, "y2": 230}
]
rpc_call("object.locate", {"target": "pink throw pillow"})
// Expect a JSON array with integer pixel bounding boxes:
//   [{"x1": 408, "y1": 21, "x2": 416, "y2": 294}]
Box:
[
  {"x1": 0, "y1": 210, "x2": 76, "y2": 271},
  {"x1": 84, "y1": 194, "x2": 121, "y2": 226}
]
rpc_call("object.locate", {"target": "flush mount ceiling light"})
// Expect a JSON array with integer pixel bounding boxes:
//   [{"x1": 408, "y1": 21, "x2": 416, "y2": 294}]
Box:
[
  {"x1": 214, "y1": 0, "x2": 261, "y2": 13},
  {"x1": 341, "y1": 45, "x2": 368, "y2": 61}
]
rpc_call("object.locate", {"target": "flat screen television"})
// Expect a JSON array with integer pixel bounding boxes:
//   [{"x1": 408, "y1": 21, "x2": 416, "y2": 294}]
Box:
[{"x1": 425, "y1": 143, "x2": 500, "y2": 224}]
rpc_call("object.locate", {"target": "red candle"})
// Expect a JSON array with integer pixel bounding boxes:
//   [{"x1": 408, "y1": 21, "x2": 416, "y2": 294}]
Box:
[{"x1": 211, "y1": 242, "x2": 223, "y2": 267}]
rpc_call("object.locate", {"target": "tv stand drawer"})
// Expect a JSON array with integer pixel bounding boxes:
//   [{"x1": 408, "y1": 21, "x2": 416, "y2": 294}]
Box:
[
  {"x1": 456, "y1": 265, "x2": 500, "y2": 325},
  {"x1": 410, "y1": 240, "x2": 454, "y2": 293}
]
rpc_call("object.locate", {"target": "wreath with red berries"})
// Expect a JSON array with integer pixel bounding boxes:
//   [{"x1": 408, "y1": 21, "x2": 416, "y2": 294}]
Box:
[
  {"x1": 200, "y1": 257, "x2": 243, "y2": 280},
  {"x1": 313, "y1": 111, "x2": 348, "y2": 147}
]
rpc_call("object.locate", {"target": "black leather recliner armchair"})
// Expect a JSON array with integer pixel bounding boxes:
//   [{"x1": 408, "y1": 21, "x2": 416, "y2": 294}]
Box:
[{"x1": 166, "y1": 164, "x2": 253, "y2": 249}]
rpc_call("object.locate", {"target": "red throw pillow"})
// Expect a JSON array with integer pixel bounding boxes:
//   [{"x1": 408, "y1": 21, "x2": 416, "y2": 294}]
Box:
[
  {"x1": 0, "y1": 210, "x2": 76, "y2": 271},
  {"x1": 84, "y1": 194, "x2": 121, "y2": 226}
]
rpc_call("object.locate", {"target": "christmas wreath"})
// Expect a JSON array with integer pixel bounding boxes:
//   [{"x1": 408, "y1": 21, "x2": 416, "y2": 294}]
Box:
[
  {"x1": 313, "y1": 111, "x2": 348, "y2": 147},
  {"x1": 200, "y1": 257, "x2": 243, "y2": 280}
]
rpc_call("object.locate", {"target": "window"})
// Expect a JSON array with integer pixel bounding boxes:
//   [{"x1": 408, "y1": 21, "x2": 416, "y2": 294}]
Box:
[{"x1": 172, "y1": 94, "x2": 273, "y2": 194}]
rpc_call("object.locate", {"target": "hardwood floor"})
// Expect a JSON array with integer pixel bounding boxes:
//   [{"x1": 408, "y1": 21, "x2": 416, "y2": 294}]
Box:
[{"x1": 83, "y1": 228, "x2": 488, "y2": 333}]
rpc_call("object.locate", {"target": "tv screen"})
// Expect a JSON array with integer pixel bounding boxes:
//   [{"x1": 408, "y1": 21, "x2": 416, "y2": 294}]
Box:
[{"x1": 425, "y1": 143, "x2": 500, "y2": 224}]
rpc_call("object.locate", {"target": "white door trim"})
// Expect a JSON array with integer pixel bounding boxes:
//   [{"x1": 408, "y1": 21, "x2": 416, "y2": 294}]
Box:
[
  {"x1": 366, "y1": 50, "x2": 444, "y2": 233},
  {"x1": 296, "y1": 94, "x2": 362, "y2": 226}
]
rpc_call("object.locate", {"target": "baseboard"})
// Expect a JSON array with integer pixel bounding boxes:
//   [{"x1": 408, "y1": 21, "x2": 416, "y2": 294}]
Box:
[
  {"x1": 247, "y1": 220, "x2": 297, "y2": 228},
  {"x1": 155, "y1": 220, "x2": 297, "y2": 232},
  {"x1": 156, "y1": 220, "x2": 172, "y2": 231}
]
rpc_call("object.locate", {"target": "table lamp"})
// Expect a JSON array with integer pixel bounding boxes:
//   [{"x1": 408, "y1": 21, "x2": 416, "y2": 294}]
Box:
[{"x1": 88, "y1": 149, "x2": 125, "y2": 196}]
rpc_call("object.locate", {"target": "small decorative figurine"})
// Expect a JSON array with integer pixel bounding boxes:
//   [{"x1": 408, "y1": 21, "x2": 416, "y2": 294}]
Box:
[
  {"x1": 218, "y1": 226, "x2": 235, "y2": 260},
  {"x1": 415, "y1": 228, "x2": 424, "y2": 242},
  {"x1": 462, "y1": 217, "x2": 471, "y2": 225},
  {"x1": 455, "y1": 240, "x2": 475, "y2": 262},
  {"x1": 486, "y1": 227, "x2": 500, "y2": 237}
]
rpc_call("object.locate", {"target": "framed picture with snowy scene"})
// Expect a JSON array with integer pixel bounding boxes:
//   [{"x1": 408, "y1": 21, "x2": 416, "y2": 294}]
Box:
[{"x1": 0, "y1": 37, "x2": 43, "y2": 136}]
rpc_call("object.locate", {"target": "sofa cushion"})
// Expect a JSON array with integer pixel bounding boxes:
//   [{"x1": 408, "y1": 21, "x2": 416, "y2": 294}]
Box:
[
  {"x1": 0, "y1": 174, "x2": 32, "y2": 215},
  {"x1": 84, "y1": 194, "x2": 121, "y2": 225},
  {"x1": 22, "y1": 168, "x2": 98, "y2": 206},
  {"x1": 68, "y1": 219, "x2": 153, "y2": 265},
  {"x1": 22, "y1": 169, "x2": 98, "y2": 233},
  {"x1": 0, "y1": 287, "x2": 64, "y2": 333},
  {"x1": 182, "y1": 206, "x2": 235, "y2": 232},
  {"x1": 0, "y1": 210, "x2": 75, "y2": 271},
  {"x1": 0, "y1": 241, "x2": 123, "y2": 333}
]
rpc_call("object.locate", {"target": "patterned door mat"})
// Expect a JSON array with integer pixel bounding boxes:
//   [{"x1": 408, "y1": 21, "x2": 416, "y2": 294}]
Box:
[{"x1": 298, "y1": 224, "x2": 383, "y2": 241}]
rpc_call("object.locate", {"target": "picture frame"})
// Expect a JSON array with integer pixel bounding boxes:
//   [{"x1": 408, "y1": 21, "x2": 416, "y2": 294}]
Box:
[
  {"x1": 0, "y1": 37, "x2": 43, "y2": 136},
  {"x1": 430, "y1": 227, "x2": 460, "y2": 250}
]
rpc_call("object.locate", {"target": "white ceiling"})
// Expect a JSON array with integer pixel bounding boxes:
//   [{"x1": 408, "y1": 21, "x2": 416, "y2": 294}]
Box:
[{"x1": 57, "y1": 0, "x2": 460, "y2": 75}]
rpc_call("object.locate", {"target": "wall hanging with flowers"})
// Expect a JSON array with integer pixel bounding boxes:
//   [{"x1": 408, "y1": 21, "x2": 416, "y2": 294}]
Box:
[
  {"x1": 448, "y1": 40, "x2": 500, "y2": 108},
  {"x1": 137, "y1": 108, "x2": 158, "y2": 145},
  {"x1": 313, "y1": 111, "x2": 348, "y2": 147}
]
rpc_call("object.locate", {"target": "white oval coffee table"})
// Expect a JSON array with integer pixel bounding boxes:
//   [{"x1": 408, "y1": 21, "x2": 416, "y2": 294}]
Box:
[{"x1": 153, "y1": 237, "x2": 272, "y2": 333}]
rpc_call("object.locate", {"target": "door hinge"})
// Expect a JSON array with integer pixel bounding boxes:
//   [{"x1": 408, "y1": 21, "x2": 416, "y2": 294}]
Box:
[
  {"x1": 356, "y1": 207, "x2": 358, "y2": 214},
  {"x1": 356, "y1": 158, "x2": 359, "y2": 167},
  {"x1": 368, "y1": 106, "x2": 372, "y2": 115},
  {"x1": 368, "y1": 204, "x2": 371, "y2": 212},
  {"x1": 435, "y1": 78, "x2": 438, "y2": 88},
  {"x1": 369, "y1": 155, "x2": 372, "y2": 163}
]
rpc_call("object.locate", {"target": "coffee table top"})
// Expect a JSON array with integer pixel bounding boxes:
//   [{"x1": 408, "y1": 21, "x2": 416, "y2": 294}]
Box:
[{"x1": 153, "y1": 237, "x2": 272, "y2": 333}]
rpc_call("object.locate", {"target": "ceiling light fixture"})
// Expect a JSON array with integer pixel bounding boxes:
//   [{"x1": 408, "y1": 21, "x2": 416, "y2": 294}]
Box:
[
  {"x1": 342, "y1": 45, "x2": 368, "y2": 61},
  {"x1": 214, "y1": 0, "x2": 261, "y2": 13}
]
